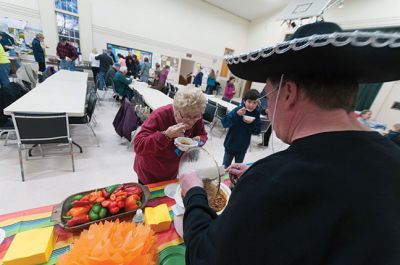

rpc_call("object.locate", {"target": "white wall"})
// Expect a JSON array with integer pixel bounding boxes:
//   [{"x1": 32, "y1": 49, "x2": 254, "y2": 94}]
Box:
[
  {"x1": 0, "y1": 0, "x2": 41, "y2": 28},
  {"x1": 371, "y1": 81, "x2": 400, "y2": 129},
  {"x1": 89, "y1": 0, "x2": 249, "y2": 83},
  {"x1": 246, "y1": 0, "x2": 400, "y2": 51},
  {"x1": 89, "y1": 0, "x2": 249, "y2": 57}
]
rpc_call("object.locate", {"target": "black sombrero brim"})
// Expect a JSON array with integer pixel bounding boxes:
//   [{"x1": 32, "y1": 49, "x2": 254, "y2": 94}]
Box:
[{"x1": 226, "y1": 32, "x2": 400, "y2": 84}]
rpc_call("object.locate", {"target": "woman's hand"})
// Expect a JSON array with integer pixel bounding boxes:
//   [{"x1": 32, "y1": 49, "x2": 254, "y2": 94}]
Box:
[
  {"x1": 164, "y1": 123, "x2": 186, "y2": 139},
  {"x1": 226, "y1": 163, "x2": 249, "y2": 185},
  {"x1": 236, "y1": 107, "x2": 246, "y2": 116},
  {"x1": 180, "y1": 170, "x2": 203, "y2": 196}
]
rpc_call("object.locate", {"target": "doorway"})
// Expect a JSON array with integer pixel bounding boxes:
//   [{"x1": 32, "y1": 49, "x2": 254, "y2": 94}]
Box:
[{"x1": 179, "y1": 59, "x2": 195, "y2": 85}]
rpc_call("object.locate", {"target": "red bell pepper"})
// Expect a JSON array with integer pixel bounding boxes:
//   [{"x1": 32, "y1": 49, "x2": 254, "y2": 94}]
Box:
[
  {"x1": 72, "y1": 200, "x2": 91, "y2": 207},
  {"x1": 117, "y1": 201, "x2": 125, "y2": 208},
  {"x1": 109, "y1": 207, "x2": 120, "y2": 215},
  {"x1": 67, "y1": 215, "x2": 90, "y2": 227},
  {"x1": 101, "y1": 200, "x2": 111, "y2": 208}
]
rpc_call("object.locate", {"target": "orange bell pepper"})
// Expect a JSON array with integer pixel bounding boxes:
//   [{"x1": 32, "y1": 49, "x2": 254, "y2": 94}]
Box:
[{"x1": 66, "y1": 206, "x2": 91, "y2": 217}]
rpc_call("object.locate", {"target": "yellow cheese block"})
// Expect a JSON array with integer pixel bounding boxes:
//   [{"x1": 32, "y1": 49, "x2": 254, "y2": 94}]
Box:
[
  {"x1": 144, "y1": 203, "x2": 172, "y2": 233},
  {"x1": 3, "y1": 226, "x2": 54, "y2": 265}
]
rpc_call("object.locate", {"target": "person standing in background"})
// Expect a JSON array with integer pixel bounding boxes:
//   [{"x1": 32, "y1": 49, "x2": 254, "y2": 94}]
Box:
[
  {"x1": 89, "y1": 48, "x2": 100, "y2": 85},
  {"x1": 193, "y1": 67, "x2": 203, "y2": 87},
  {"x1": 132, "y1": 55, "x2": 140, "y2": 79},
  {"x1": 117, "y1": 53, "x2": 126, "y2": 67},
  {"x1": 32, "y1": 33, "x2": 46, "y2": 73},
  {"x1": 224, "y1": 76, "x2": 236, "y2": 100},
  {"x1": 0, "y1": 27, "x2": 20, "y2": 71},
  {"x1": 95, "y1": 50, "x2": 113, "y2": 90},
  {"x1": 107, "y1": 47, "x2": 116, "y2": 63},
  {"x1": 139, "y1": 57, "x2": 151, "y2": 82},
  {"x1": 0, "y1": 34, "x2": 10, "y2": 88},
  {"x1": 205, "y1": 69, "x2": 217, "y2": 94},
  {"x1": 56, "y1": 38, "x2": 77, "y2": 71}
]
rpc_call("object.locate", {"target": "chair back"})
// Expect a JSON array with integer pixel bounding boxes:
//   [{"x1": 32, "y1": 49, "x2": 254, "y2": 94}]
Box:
[
  {"x1": 222, "y1": 96, "x2": 231, "y2": 102},
  {"x1": 12, "y1": 112, "x2": 70, "y2": 145},
  {"x1": 208, "y1": 100, "x2": 217, "y2": 106},
  {"x1": 87, "y1": 93, "x2": 98, "y2": 122},
  {"x1": 168, "y1": 91, "x2": 176, "y2": 99},
  {"x1": 230, "y1": 100, "x2": 240, "y2": 106},
  {"x1": 260, "y1": 117, "x2": 271, "y2": 133},
  {"x1": 203, "y1": 102, "x2": 217, "y2": 123},
  {"x1": 215, "y1": 104, "x2": 227, "y2": 119}
]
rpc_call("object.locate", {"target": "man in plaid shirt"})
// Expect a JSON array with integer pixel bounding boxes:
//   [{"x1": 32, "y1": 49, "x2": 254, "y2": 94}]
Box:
[{"x1": 56, "y1": 38, "x2": 78, "y2": 71}]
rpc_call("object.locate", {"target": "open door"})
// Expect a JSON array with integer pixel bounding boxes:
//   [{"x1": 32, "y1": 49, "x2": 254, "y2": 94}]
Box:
[{"x1": 179, "y1": 59, "x2": 195, "y2": 85}]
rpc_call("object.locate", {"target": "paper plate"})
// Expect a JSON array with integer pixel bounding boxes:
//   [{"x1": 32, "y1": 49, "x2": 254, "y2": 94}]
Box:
[
  {"x1": 0, "y1": 228, "x2": 5, "y2": 244},
  {"x1": 164, "y1": 183, "x2": 179, "y2": 199},
  {"x1": 158, "y1": 245, "x2": 186, "y2": 265},
  {"x1": 174, "y1": 215, "x2": 184, "y2": 238}
]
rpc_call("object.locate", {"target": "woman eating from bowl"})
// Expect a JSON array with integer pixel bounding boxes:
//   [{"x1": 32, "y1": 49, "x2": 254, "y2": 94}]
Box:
[{"x1": 133, "y1": 88, "x2": 208, "y2": 184}]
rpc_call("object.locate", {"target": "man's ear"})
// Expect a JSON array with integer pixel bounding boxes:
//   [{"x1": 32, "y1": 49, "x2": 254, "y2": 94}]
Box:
[{"x1": 282, "y1": 81, "x2": 300, "y2": 110}]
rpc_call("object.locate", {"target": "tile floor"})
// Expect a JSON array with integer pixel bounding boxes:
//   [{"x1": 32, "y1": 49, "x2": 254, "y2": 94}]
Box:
[{"x1": 0, "y1": 96, "x2": 288, "y2": 214}]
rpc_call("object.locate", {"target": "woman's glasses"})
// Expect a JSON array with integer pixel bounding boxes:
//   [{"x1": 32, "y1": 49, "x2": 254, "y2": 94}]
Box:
[{"x1": 177, "y1": 110, "x2": 202, "y2": 121}]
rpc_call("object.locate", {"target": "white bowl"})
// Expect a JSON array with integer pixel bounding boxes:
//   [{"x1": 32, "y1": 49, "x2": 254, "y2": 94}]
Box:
[
  {"x1": 174, "y1": 137, "x2": 198, "y2": 152},
  {"x1": 243, "y1": 115, "x2": 255, "y2": 123},
  {"x1": 174, "y1": 182, "x2": 231, "y2": 215}
]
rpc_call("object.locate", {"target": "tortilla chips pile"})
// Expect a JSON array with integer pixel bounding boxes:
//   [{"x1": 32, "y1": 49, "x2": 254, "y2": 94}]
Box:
[{"x1": 58, "y1": 220, "x2": 157, "y2": 265}]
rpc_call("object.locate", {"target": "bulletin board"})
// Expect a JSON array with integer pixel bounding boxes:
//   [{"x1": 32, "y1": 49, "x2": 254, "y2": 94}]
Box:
[
  {"x1": 160, "y1": 55, "x2": 180, "y2": 73},
  {"x1": 0, "y1": 17, "x2": 43, "y2": 52},
  {"x1": 220, "y1": 47, "x2": 234, "y2": 78},
  {"x1": 107, "y1": 43, "x2": 152, "y2": 64}
]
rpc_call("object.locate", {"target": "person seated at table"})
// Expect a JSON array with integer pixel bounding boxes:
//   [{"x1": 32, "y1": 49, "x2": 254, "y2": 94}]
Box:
[
  {"x1": 105, "y1": 63, "x2": 120, "y2": 87},
  {"x1": 133, "y1": 87, "x2": 208, "y2": 184},
  {"x1": 113, "y1": 66, "x2": 133, "y2": 101},
  {"x1": 151, "y1": 63, "x2": 161, "y2": 86},
  {"x1": 387, "y1": 124, "x2": 400, "y2": 147},
  {"x1": 151, "y1": 65, "x2": 170, "y2": 94},
  {"x1": 357, "y1": 109, "x2": 386, "y2": 131},
  {"x1": 222, "y1": 89, "x2": 261, "y2": 168}
]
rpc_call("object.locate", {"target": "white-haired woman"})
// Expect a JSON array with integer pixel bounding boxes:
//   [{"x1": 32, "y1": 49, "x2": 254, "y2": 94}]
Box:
[
  {"x1": 113, "y1": 66, "x2": 133, "y2": 100},
  {"x1": 134, "y1": 88, "x2": 208, "y2": 184}
]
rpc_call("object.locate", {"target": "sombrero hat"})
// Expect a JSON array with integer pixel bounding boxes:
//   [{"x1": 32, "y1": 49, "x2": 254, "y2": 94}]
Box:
[{"x1": 226, "y1": 22, "x2": 400, "y2": 83}]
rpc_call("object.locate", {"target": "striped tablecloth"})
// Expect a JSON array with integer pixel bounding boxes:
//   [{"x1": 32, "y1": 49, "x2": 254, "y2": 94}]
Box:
[{"x1": 0, "y1": 179, "x2": 184, "y2": 264}]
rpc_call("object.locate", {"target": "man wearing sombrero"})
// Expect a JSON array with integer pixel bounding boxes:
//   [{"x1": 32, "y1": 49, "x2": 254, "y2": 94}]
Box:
[{"x1": 180, "y1": 21, "x2": 400, "y2": 264}]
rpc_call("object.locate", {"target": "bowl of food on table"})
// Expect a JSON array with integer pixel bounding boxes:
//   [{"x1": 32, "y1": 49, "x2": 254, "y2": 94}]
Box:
[{"x1": 174, "y1": 137, "x2": 198, "y2": 151}]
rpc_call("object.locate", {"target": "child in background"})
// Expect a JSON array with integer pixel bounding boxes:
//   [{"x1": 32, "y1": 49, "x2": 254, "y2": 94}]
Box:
[
  {"x1": 222, "y1": 89, "x2": 261, "y2": 168},
  {"x1": 223, "y1": 77, "x2": 236, "y2": 100}
]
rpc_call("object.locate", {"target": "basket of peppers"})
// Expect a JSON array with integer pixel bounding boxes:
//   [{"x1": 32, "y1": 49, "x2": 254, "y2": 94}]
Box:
[{"x1": 51, "y1": 183, "x2": 150, "y2": 231}]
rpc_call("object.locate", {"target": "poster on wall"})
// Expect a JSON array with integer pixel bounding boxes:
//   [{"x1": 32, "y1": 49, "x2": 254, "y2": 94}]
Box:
[
  {"x1": 161, "y1": 55, "x2": 179, "y2": 73},
  {"x1": 220, "y1": 48, "x2": 234, "y2": 78},
  {"x1": 107, "y1": 43, "x2": 152, "y2": 64}
]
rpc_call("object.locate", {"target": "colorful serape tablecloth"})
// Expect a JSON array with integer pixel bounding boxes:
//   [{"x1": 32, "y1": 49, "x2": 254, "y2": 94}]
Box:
[{"x1": 0, "y1": 179, "x2": 186, "y2": 265}]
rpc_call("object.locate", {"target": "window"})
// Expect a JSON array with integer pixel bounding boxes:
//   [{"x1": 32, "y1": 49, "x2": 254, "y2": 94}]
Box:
[
  {"x1": 55, "y1": 0, "x2": 80, "y2": 47},
  {"x1": 55, "y1": 0, "x2": 78, "y2": 14}
]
